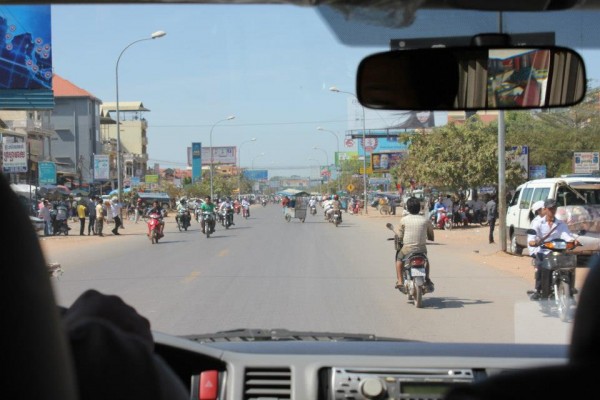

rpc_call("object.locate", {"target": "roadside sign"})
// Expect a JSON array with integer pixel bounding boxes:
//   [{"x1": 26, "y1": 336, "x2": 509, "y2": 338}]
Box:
[{"x1": 347, "y1": 184, "x2": 355, "y2": 192}]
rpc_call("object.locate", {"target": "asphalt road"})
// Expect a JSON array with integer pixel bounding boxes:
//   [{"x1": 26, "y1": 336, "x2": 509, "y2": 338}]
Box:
[{"x1": 45, "y1": 205, "x2": 575, "y2": 344}]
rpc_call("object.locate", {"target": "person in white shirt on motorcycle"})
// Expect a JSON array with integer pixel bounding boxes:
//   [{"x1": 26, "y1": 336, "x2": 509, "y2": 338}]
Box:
[
  {"x1": 241, "y1": 197, "x2": 250, "y2": 217},
  {"x1": 325, "y1": 195, "x2": 342, "y2": 222},
  {"x1": 218, "y1": 197, "x2": 235, "y2": 225},
  {"x1": 176, "y1": 199, "x2": 190, "y2": 228},
  {"x1": 308, "y1": 196, "x2": 317, "y2": 214}
]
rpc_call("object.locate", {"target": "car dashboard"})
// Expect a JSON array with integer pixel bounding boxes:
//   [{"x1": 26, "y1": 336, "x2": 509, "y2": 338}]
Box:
[{"x1": 153, "y1": 332, "x2": 568, "y2": 400}]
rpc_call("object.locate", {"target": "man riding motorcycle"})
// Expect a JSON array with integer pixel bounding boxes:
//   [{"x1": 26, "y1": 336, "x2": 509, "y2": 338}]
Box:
[
  {"x1": 176, "y1": 199, "x2": 191, "y2": 229},
  {"x1": 200, "y1": 196, "x2": 217, "y2": 234},
  {"x1": 325, "y1": 195, "x2": 342, "y2": 223},
  {"x1": 394, "y1": 196, "x2": 435, "y2": 294},
  {"x1": 241, "y1": 197, "x2": 250, "y2": 218},
  {"x1": 146, "y1": 201, "x2": 165, "y2": 237},
  {"x1": 218, "y1": 197, "x2": 235, "y2": 226}
]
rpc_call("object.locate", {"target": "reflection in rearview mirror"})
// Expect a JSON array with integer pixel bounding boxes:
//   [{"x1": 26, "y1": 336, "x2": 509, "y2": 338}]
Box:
[{"x1": 356, "y1": 46, "x2": 586, "y2": 111}]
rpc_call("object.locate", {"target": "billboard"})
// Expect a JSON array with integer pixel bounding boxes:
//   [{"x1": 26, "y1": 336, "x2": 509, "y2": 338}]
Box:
[
  {"x1": 357, "y1": 135, "x2": 409, "y2": 156},
  {"x1": 93, "y1": 154, "x2": 109, "y2": 180},
  {"x1": 243, "y1": 169, "x2": 268, "y2": 181},
  {"x1": 38, "y1": 161, "x2": 56, "y2": 184},
  {"x1": 0, "y1": 6, "x2": 52, "y2": 90},
  {"x1": 529, "y1": 165, "x2": 547, "y2": 179},
  {"x1": 371, "y1": 151, "x2": 407, "y2": 172},
  {"x1": 574, "y1": 152, "x2": 600, "y2": 174},
  {"x1": 2, "y1": 141, "x2": 27, "y2": 173},
  {"x1": 201, "y1": 146, "x2": 237, "y2": 165},
  {"x1": 145, "y1": 175, "x2": 159, "y2": 183},
  {"x1": 506, "y1": 145, "x2": 529, "y2": 179},
  {"x1": 191, "y1": 142, "x2": 202, "y2": 183}
]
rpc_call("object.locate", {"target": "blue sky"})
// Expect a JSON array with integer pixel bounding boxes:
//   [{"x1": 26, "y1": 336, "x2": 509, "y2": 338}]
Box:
[{"x1": 48, "y1": 4, "x2": 600, "y2": 177}]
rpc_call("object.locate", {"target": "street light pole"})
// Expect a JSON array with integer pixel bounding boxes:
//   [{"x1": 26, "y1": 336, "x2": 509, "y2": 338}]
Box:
[
  {"x1": 209, "y1": 115, "x2": 235, "y2": 200},
  {"x1": 317, "y1": 127, "x2": 341, "y2": 193},
  {"x1": 115, "y1": 30, "x2": 166, "y2": 203},
  {"x1": 238, "y1": 138, "x2": 256, "y2": 196},
  {"x1": 330, "y1": 86, "x2": 368, "y2": 215}
]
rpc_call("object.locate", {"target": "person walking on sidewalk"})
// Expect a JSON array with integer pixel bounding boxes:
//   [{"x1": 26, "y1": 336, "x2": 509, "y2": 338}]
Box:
[
  {"x1": 95, "y1": 198, "x2": 105, "y2": 237},
  {"x1": 77, "y1": 200, "x2": 87, "y2": 236},
  {"x1": 39, "y1": 200, "x2": 52, "y2": 236},
  {"x1": 110, "y1": 197, "x2": 122, "y2": 235},
  {"x1": 487, "y1": 195, "x2": 498, "y2": 244}
]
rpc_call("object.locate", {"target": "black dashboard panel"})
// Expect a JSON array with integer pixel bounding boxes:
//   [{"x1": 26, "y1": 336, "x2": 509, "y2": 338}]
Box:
[{"x1": 153, "y1": 332, "x2": 568, "y2": 400}]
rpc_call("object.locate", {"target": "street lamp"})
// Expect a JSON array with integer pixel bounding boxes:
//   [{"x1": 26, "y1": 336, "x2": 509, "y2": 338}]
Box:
[
  {"x1": 316, "y1": 127, "x2": 341, "y2": 193},
  {"x1": 238, "y1": 138, "x2": 256, "y2": 196},
  {"x1": 330, "y1": 86, "x2": 368, "y2": 215},
  {"x1": 115, "y1": 30, "x2": 166, "y2": 203},
  {"x1": 251, "y1": 152, "x2": 265, "y2": 170},
  {"x1": 209, "y1": 115, "x2": 235, "y2": 200}
]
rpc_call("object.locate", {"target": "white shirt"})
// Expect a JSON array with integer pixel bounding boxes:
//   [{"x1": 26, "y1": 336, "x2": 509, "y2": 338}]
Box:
[
  {"x1": 110, "y1": 203, "x2": 122, "y2": 218},
  {"x1": 527, "y1": 217, "x2": 575, "y2": 256},
  {"x1": 241, "y1": 200, "x2": 250, "y2": 207}
]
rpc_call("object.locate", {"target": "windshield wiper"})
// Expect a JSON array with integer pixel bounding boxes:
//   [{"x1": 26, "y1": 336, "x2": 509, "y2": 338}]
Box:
[{"x1": 183, "y1": 328, "x2": 407, "y2": 343}]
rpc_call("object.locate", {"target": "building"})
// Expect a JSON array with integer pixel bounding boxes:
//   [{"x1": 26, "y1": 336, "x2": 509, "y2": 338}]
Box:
[
  {"x1": 100, "y1": 102, "x2": 150, "y2": 186},
  {"x1": 51, "y1": 74, "x2": 102, "y2": 187}
]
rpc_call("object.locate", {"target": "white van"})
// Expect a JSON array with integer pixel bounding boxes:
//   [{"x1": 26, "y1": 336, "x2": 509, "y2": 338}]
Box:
[{"x1": 506, "y1": 176, "x2": 600, "y2": 256}]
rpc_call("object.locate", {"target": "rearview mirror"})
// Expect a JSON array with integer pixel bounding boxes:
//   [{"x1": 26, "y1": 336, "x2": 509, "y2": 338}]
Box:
[
  {"x1": 386, "y1": 223, "x2": 394, "y2": 230},
  {"x1": 526, "y1": 229, "x2": 537, "y2": 235},
  {"x1": 357, "y1": 46, "x2": 586, "y2": 111}
]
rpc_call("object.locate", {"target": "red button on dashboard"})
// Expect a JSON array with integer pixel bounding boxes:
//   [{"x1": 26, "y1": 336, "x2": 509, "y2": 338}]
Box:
[{"x1": 199, "y1": 370, "x2": 218, "y2": 400}]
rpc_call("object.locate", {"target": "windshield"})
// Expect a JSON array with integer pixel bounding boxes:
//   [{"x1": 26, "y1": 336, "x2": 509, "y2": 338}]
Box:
[{"x1": 4, "y1": 3, "x2": 600, "y2": 345}]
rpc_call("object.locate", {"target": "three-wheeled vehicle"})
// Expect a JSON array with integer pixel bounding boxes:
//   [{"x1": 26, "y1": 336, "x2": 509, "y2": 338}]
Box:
[{"x1": 282, "y1": 190, "x2": 309, "y2": 223}]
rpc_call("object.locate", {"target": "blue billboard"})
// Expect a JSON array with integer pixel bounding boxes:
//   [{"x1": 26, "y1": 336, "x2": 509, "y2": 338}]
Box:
[
  {"x1": 192, "y1": 142, "x2": 202, "y2": 183},
  {"x1": 38, "y1": 161, "x2": 56, "y2": 185},
  {"x1": 0, "y1": 6, "x2": 52, "y2": 90},
  {"x1": 243, "y1": 169, "x2": 268, "y2": 181}
]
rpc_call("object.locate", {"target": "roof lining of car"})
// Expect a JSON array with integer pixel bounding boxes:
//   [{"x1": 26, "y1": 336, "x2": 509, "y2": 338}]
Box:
[{"x1": 6, "y1": 0, "x2": 599, "y2": 11}]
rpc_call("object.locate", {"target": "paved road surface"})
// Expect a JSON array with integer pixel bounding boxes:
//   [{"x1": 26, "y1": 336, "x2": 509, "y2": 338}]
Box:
[{"x1": 44, "y1": 205, "x2": 578, "y2": 344}]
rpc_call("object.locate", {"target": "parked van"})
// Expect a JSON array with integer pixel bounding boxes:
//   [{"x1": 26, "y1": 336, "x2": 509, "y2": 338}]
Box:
[{"x1": 506, "y1": 177, "x2": 600, "y2": 257}]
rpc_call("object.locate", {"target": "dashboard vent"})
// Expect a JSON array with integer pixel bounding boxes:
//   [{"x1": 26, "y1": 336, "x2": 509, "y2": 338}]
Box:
[{"x1": 243, "y1": 368, "x2": 291, "y2": 400}]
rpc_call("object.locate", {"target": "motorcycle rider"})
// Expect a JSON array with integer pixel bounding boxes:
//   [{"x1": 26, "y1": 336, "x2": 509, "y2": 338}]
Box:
[
  {"x1": 394, "y1": 196, "x2": 435, "y2": 293},
  {"x1": 241, "y1": 196, "x2": 251, "y2": 217},
  {"x1": 200, "y1": 196, "x2": 217, "y2": 234},
  {"x1": 527, "y1": 198, "x2": 580, "y2": 300},
  {"x1": 218, "y1": 197, "x2": 235, "y2": 226},
  {"x1": 308, "y1": 196, "x2": 317, "y2": 214},
  {"x1": 325, "y1": 194, "x2": 342, "y2": 222},
  {"x1": 146, "y1": 200, "x2": 165, "y2": 237},
  {"x1": 176, "y1": 198, "x2": 190, "y2": 228}
]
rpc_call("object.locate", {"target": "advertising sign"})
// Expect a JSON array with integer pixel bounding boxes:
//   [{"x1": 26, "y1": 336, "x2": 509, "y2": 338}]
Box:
[
  {"x1": 574, "y1": 152, "x2": 600, "y2": 174},
  {"x1": 357, "y1": 134, "x2": 409, "y2": 156},
  {"x1": 145, "y1": 175, "x2": 159, "y2": 184},
  {"x1": 2, "y1": 141, "x2": 27, "y2": 173},
  {"x1": 38, "y1": 161, "x2": 56, "y2": 185},
  {"x1": 93, "y1": 154, "x2": 109, "y2": 180},
  {"x1": 243, "y1": 169, "x2": 268, "y2": 181},
  {"x1": 130, "y1": 177, "x2": 141, "y2": 187},
  {"x1": 529, "y1": 165, "x2": 547, "y2": 179},
  {"x1": 201, "y1": 146, "x2": 237, "y2": 165},
  {"x1": 0, "y1": 6, "x2": 53, "y2": 90},
  {"x1": 191, "y1": 142, "x2": 202, "y2": 183},
  {"x1": 371, "y1": 151, "x2": 407, "y2": 172},
  {"x1": 506, "y1": 145, "x2": 529, "y2": 179}
]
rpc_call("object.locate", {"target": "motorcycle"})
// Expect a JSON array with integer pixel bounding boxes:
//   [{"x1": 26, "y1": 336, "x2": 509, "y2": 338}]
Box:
[
  {"x1": 233, "y1": 202, "x2": 241, "y2": 215},
  {"x1": 202, "y1": 212, "x2": 216, "y2": 238},
  {"x1": 332, "y1": 210, "x2": 342, "y2": 227},
  {"x1": 261, "y1": 199, "x2": 267, "y2": 207},
  {"x1": 176, "y1": 210, "x2": 191, "y2": 231},
  {"x1": 431, "y1": 208, "x2": 452, "y2": 230},
  {"x1": 147, "y1": 212, "x2": 163, "y2": 244},
  {"x1": 387, "y1": 223, "x2": 433, "y2": 308},
  {"x1": 52, "y1": 205, "x2": 71, "y2": 235},
  {"x1": 527, "y1": 231, "x2": 582, "y2": 322},
  {"x1": 309, "y1": 204, "x2": 317, "y2": 215},
  {"x1": 242, "y1": 205, "x2": 250, "y2": 219},
  {"x1": 221, "y1": 208, "x2": 234, "y2": 229}
]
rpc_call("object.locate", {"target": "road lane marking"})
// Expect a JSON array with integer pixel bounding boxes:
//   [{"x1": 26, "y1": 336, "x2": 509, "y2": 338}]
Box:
[
  {"x1": 218, "y1": 249, "x2": 229, "y2": 257},
  {"x1": 182, "y1": 271, "x2": 201, "y2": 283}
]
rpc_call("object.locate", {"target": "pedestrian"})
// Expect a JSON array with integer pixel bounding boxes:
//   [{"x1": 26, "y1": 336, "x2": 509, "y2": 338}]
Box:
[
  {"x1": 87, "y1": 196, "x2": 96, "y2": 235},
  {"x1": 110, "y1": 197, "x2": 122, "y2": 235},
  {"x1": 487, "y1": 194, "x2": 498, "y2": 244},
  {"x1": 95, "y1": 198, "x2": 104, "y2": 237},
  {"x1": 38, "y1": 200, "x2": 52, "y2": 236},
  {"x1": 77, "y1": 200, "x2": 87, "y2": 236}
]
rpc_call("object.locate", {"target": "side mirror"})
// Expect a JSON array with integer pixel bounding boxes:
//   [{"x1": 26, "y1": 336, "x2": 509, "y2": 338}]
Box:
[
  {"x1": 578, "y1": 230, "x2": 587, "y2": 236},
  {"x1": 526, "y1": 229, "x2": 537, "y2": 235},
  {"x1": 386, "y1": 223, "x2": 394, "y2": 230},
  {"x1": 357, "y1": 46, "x2": 586, "y2": 110}
]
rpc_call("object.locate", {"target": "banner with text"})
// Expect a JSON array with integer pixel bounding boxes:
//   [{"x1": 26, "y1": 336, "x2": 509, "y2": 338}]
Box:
[
  {"x1": 573, "y1": 152, "x2": 599, "y2": 174},
  {"x1": 201, "y1": 146, "x2": 237, "y2": 165},
  {"x1": 93, "y1": 154, "x2": 109, "y2": 180},
  {"x1": 2, "y1": 142, "x2": 27, "y2": 173}
]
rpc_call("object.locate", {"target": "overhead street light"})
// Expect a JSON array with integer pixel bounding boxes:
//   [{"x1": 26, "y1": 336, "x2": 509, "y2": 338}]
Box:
[
  {"x1": 115, "y1": 30, "x2": 166, "y2": 203},
  {"x1": 238, "y1": 138, "x2": 257, "y2": 196},
  {"x1": 330, "y1": 86, "x2": 368, "y2": 214},
  {"x1": 209, "y1": 115, "x2": 235, "y2": 200},
  {"x1": 316, "y1": 127, "x2": 341, "y2": 193}
]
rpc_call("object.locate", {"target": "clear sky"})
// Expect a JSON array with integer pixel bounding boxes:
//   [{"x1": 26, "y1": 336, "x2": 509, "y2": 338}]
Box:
[{"x1": 48, "y1": 4, "x2": 600, "y2": 178}]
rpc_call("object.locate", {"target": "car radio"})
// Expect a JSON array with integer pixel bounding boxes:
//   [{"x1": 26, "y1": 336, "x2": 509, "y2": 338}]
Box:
[{"x1": 327, "y1": 367, "x2": 476, "y2": 400}]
